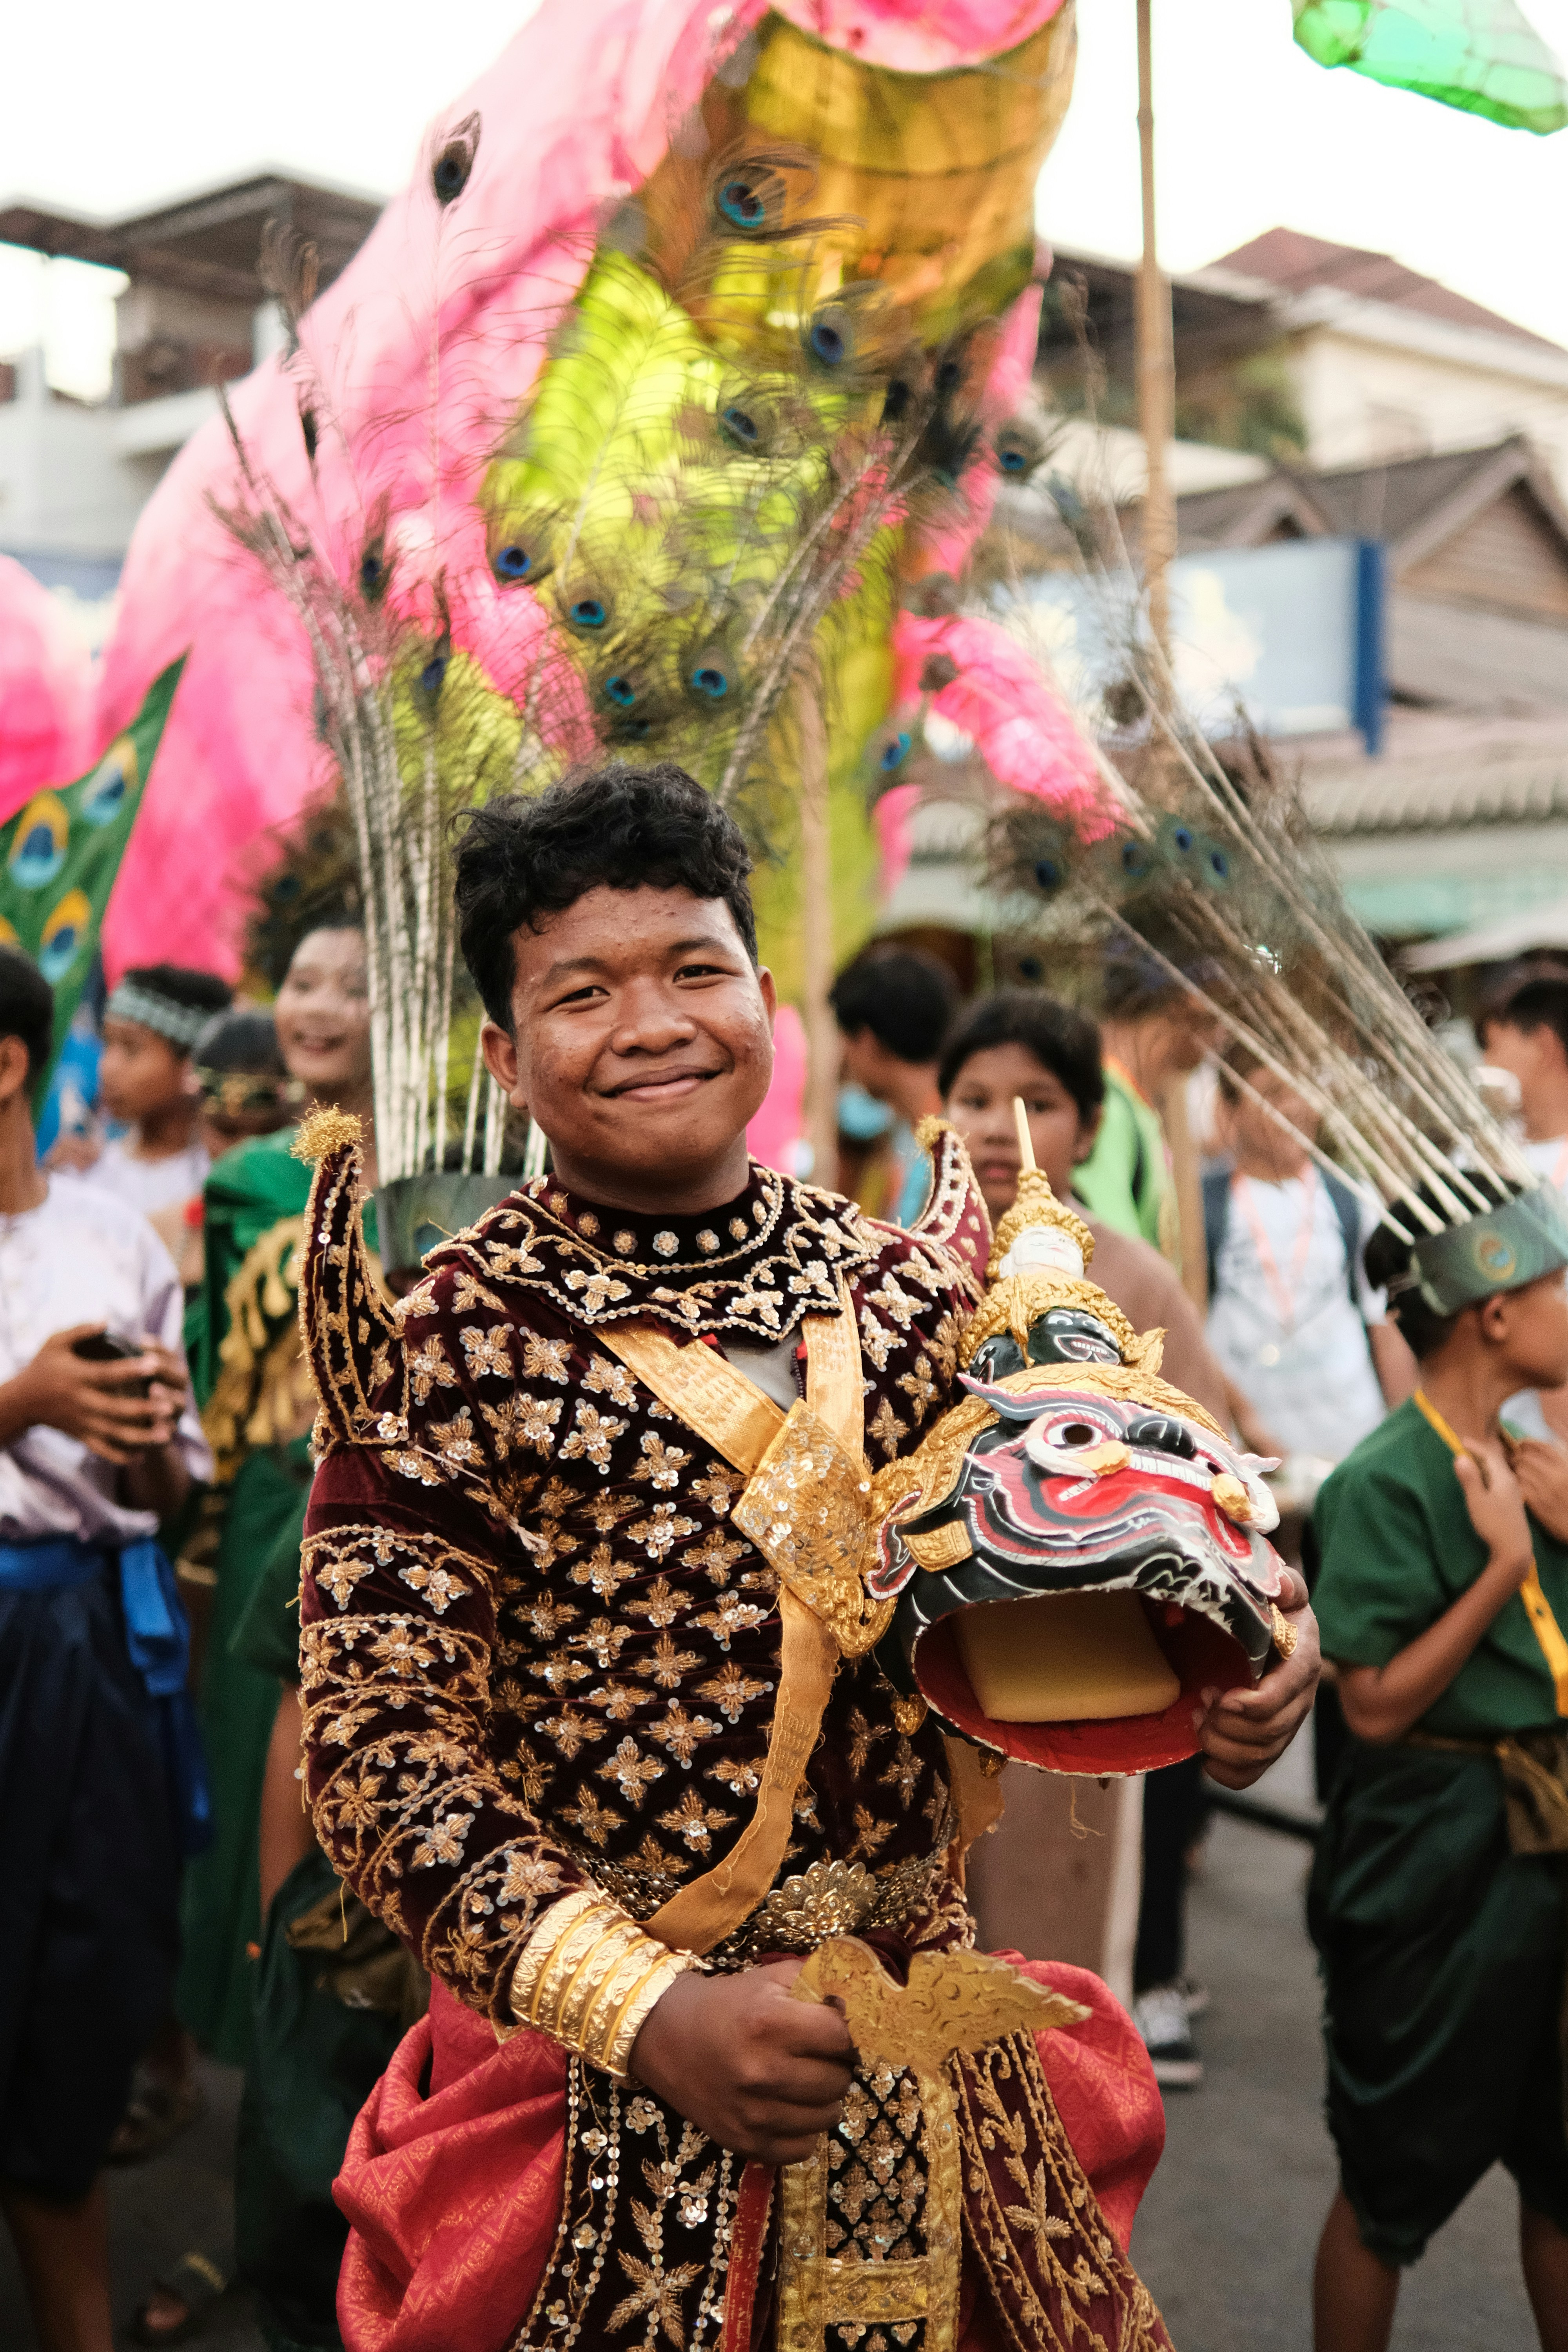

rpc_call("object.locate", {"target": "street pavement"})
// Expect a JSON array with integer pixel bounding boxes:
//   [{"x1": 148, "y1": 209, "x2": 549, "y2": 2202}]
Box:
[{"x1": 0, "y1": 1808, "x2": 1540, "y2": 2348}]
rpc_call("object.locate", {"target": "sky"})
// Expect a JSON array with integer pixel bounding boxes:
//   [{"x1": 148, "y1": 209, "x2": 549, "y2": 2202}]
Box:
[{"x1": 5, "y1": 0, "x2": 1568, "y2": 399}]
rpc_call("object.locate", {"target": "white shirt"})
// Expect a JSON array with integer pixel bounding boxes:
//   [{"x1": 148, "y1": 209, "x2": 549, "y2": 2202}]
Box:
[
  {"x1": 65, "y1": 1134, "x2": 210, "y2": 1220},
  {"x1": 1501, "y1": 1134, "x2": 1568, "y2": 1439},
  {"x1": 0, "y1": 1179, "x2": 211, "y2": 1545},
  {"x1": 1206, "y1": 1170, "x2": 1387, "y2": 1463}
]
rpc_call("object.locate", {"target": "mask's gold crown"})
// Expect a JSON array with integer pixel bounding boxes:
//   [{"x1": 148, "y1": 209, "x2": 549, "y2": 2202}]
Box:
[{"x1": 987, "y1": 1166, "x2": 1096, "y2": 1286}]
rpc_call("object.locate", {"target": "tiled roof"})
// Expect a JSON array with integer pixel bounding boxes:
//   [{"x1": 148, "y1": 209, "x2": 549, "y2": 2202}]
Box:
[
  {"x1": 1210, "y1": 228, "x2": 1560, "y2": 355},
  {"x1": 1303, "y1": 730, "x2": 1568, "y2": 834}
]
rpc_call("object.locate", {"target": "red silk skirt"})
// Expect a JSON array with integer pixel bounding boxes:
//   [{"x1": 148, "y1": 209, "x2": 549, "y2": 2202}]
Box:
[{"x1": 334, "y1": 1957, "x2": 1165, "y2": 2352}]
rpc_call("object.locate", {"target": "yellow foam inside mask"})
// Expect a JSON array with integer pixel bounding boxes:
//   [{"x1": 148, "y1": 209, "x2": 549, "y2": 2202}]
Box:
[{"x1": 954, "y1": 1592, "x2": 1181, "y2": 1724}]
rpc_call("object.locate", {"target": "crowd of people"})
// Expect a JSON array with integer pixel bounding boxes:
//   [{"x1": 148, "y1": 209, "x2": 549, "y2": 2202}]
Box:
[{"x1": 2, "y1": 874, "x2": 1566, "y2": 2352}]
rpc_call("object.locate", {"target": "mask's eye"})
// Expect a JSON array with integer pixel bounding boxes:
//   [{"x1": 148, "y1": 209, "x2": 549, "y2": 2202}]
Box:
[{"x1": 1124, "y1": 1413, "x2": 1196, "y2": 1459}]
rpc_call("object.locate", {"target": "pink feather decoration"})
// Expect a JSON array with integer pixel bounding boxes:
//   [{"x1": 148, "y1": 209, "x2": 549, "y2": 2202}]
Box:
[{"x1": 0, "y1": 556, "x2": 94, "y2": 824}]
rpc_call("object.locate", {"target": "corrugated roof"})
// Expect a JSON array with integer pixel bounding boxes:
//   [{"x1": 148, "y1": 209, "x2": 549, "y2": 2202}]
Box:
[
  {"x1": 1211, "y1": 229, "x2": 1561, "y2": 355},
  {"x1": 1303, "y1": 733, "x2": 1568, "y2": 834}
]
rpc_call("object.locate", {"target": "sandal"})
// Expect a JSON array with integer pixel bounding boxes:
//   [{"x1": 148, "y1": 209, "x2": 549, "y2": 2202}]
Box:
[
  {"x1": 129, "y1": 2251, "x2": 229, "y2": 2346},
  {"x1": 106, "y1": 2069, "x2": 205, "y2": 2165}
]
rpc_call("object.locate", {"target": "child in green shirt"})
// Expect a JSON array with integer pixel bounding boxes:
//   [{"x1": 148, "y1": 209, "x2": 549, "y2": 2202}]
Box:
[{"x1": 1309, "y1": 1186, "x2": 1568, "y2": 2352}]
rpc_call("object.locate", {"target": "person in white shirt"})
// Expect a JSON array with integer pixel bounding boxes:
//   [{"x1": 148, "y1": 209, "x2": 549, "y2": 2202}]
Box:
[
  {"x1": 51, "y1": 964, "x2": 232, "y2": 1256},
  {"x1": 0, "y1": 947, "x2": 211, "y2": 2352},
  {"x1": 1205, "y1": 1051, "x2": 1414, "y2": 1466},
  {"x1": 1476, "y1": 973, "x2": 1568, "y2": 1446}
]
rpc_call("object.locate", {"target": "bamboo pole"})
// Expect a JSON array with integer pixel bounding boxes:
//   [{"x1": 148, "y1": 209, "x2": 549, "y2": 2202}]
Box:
[
  {"x1": 1135, "y1": 0, "x2": 1176, "y2": 663},
  {"x1": 797, "y1": 671, "x2": 839, "y2": 1189},
  {"x1": 1136, "y1": 0, "x2": 1206, "y2": 1303}
]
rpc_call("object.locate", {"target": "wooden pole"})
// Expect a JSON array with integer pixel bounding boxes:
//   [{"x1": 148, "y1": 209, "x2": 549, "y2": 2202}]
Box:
[
  {"x1": 1136, "y1": 1, "x2": 1206, "y2": 1304},
  {"x1": 797, "y1": 671, "x2": 838, "y2": 1189},
  {"x1": 1135, "y1": 0, "x2": 1176, "y2": 663}
]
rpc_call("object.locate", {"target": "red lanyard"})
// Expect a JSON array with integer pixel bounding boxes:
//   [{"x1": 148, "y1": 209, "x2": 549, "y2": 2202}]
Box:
[{"x1": 1231, "y1": 1168, "x2": 1318, "y2": 1333}]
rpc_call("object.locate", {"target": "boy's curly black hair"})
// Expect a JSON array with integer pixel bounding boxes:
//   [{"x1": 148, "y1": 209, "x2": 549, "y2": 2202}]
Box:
[{"x1": 454, "y1": 764, "x2": 756, "y2": 1031}]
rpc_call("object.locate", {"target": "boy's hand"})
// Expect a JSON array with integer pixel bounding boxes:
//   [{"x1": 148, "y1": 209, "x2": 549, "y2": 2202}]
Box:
[
  {"x1": 1453, "y1": 1436, "x2": 1533, "y2": 1580},
  {"x1": 1197, "y1": 1566, "x2": 1321, "y2": 1789},
  {"x1": 1508, "y1": 1438, "x2": 1568, "y2": 1546},
  {"x1": 5, "y1": 1326, "x2": 181, "y2": 1465},
  {"x1": 629, "y1": 1958, "x2": 855, "y2": 2164}
]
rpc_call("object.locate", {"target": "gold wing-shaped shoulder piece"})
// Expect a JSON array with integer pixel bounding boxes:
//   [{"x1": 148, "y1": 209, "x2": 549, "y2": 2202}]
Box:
[
  {"x1": 909, "y1": 1118, "x2": 991, "y2": 1293},
  {"x1": 790, "y1": 1936, "x2": 1088, "y2": 2080},
  {"x1": 293, "y1": 1113, "x2": 405, "y2": 1455}
]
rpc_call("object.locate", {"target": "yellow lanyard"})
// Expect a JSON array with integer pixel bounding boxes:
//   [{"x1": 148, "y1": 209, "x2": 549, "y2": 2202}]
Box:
[{"x1": 1412, "y1": 1389, "x2": 1568, "y2": 1717}]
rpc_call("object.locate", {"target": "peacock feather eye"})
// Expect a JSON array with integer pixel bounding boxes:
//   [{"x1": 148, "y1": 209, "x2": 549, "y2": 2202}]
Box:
[
  {"x1": 419, "y1": 653, "x2": 449, "y2": 697},
  {"x1": 603, "y1": 673, "x2": 638, "y2": 708},
  {"x1": 718, "y1": 177, "x2": 766, "y2": 230},
  {"x1": 687, "y1": 649, "x2": 733, "y2": 702},
  {"x1": 432, "y1": 115, "x2": 480, "y2": 206},
  {"x1": 493, "y1": 544, "x2": 532, "y2": 581},
  {"x1": 1120, "y1": 838, "x2": 1154, "y2": 879},
  {"x1": 568, "y1": 595, "x2": 610, "y2": 632},
  {"x1": 879, "y1": 731, "x2": 912, "y2": 772},
  {"x1": 359, "y1": 538, "x2": 388, "y2": 599},
  {"x1": 806, "y1": 306, "x2": 850, "y2": 368},
  {"x1": 1034, "y1": 856, "x2": 1065, "y2": 892},
  {"x1": 720, "y1": 403, "x2": 760, "y2": 450}
]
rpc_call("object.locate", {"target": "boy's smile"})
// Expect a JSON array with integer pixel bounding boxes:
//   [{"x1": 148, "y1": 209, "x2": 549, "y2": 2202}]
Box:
[{"x1": 483, "y1": 882, "x2": 776, "y2": 1214}]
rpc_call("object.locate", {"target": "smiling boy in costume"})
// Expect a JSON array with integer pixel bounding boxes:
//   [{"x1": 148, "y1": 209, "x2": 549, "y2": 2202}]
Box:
[{"x1": 298, "y1": 766, "x2": 1318, "y2": 2352}]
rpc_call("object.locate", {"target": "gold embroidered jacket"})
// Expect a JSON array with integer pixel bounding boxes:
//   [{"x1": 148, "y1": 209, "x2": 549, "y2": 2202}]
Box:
[{"x1": 298, "y1": 1146, "x2": 990, "y2": 2022}]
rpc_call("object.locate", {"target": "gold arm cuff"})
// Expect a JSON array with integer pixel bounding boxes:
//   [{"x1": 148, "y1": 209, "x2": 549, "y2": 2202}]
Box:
[
  {"x1": 505, "y1": 1888, "x2": 698, "y2": 2078},
  {"x1": 602, "y1": 1951, "x2": 694, "y2": 2083}
]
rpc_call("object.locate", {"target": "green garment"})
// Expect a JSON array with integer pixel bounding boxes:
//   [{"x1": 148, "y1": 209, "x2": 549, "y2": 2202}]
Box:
[
  {"x1": 1073, "y1": 1067, "x2": 1171, "y2": 1256},
  {"x1": 181, "y1": 1127, "x2": 371, "y2": 2065},
  {"x1": 1313, "y1": 1397, "x2": 1568, "y2": 1738},
  {"x1": 178, "y1": 1440, "x2": 312, "y2": 2063},
  {"x1": 237, "y1": 1847, "x2": 407, "y2": 2352},
  {"x1": 1307, "y1": 1741, "x2": 1568, "y2": 2263}
]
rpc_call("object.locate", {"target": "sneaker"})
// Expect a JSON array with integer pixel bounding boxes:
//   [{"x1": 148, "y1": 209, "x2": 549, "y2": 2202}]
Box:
[
  {"x1": 1134, "y1": 1982, "x2": 1203, "y2": 2089},
  {"x1": 1176, "y1": 1973, "x2": 1210, "y2": 2019}
]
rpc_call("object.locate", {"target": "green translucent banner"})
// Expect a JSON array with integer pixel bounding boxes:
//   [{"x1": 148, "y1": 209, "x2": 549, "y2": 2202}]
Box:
[{"x1": 1294, "y1": 0, "x2": 1568, "y2": 132}]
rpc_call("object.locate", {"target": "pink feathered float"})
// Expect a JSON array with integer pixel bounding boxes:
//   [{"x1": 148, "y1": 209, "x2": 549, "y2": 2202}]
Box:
[
  {"x1": 0, "y1": 556, "x2": 94, "y2": 827},
  {"x1": 96, "y1": 0, "x2": 1106, "y2": 981}
]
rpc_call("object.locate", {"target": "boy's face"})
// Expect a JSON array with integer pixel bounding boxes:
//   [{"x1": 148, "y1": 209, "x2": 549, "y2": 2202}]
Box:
[
  {"x1": 1225, "y1": 1065, "x2": 1316, "y2": 1176},
  {"x1": 942, "y1": 1042, "x2": 1096, "y2": 1226},
  {"x1": 98, "y1": 1018, "x2": 191, "y2": 1125},
  {"x1": 1480, "y1": 1020, "x2": 1566, "y2": 1128},
  {"x1": 484, "y1": 884, "x2": 775, "y2": 1207},
  {"x1": 1485, "y1": 1266, "x2": 1568, "y2": 1390}
]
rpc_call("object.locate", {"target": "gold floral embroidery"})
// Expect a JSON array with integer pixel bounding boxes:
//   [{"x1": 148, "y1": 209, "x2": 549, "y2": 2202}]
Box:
[
  {"x1": 623, "y1": 1504, "x2": 697, "y2": 1561},
  {"x1": 569, "y1": 1616, "x2": 634, "y2": 1670},
  {"x1": 315, "y1": 1552, "x2": 372, "y2": 1610},
  {"x1": 560, "y1": 1785, "x2": 620, "y2": 1846},
  {"x1": 688, "y1": 1467, "x2": 742, "y2": 1515},
  {"x1": 868, "y1": 1396, "x2": 909, "y2": 1458},
  {"x1": 452, "y1": 1270, "x2": 506, "y2": 1315},
  {"x1": 597, "y1": 1736, "x2": 666, "y2": 1805},
  {"x1": 696, "y1": 1662, "x2": 769, "y2": 1723},
  {"x1": 427, "y1": 1407, "x2": 484, "y2": 1468},
  {"x1": 537, "y1": 1707, "x2": 605, "y2": 1760},
  {"x1": 586, "y1": 1680, "x2": 642, "y2": 1722},
  {"x1": 460, "y1": 1323, "x2": 514, "y2": 1381},
  {"x1": 559, "y1": 1399, "x2": 628, "y2": 1472},
  {"x1": 632, "y1": 1433, "x2": 690, "y2": 1490},
  {"x1": 646, "y1": 1702, "x2": 718, "y2": 1763},
  {"x1": 624, "y1": 1577, "x2": 681, "y2": 1628},
  {"x1": 858, "y1": 1310, "x2": 898, "y2": 1372},
  {"x1": 634, "y1": 1632, "x2": 702, "y2": 1689},
  {"x1": 686, "y1": 1530, "x2": 746, "y2": 1586},
  {"x1": 398, "y1": 1558, "x2": 469, "y2": 1615},
  {"x1": 408, "y1": 1334, "x2": 459, "y2": 1403},
  {"x1": 411, "y1": 1809, "x2": 474, "y2": 1868},
  {"x1": 897, "y1": 1353, "x2": 939, "y2": 1414},
  {"x1": 569, "y1": 1542, "x2": 637, "y2": 1602},
  {"x1": 708, "y1": 1754, "x2": 764, "y2": 1797},
  {"x1": 482, "y1": 1391, "x2": 563, "y2": 1459},
  {"x1": 657, "y1": 1788, "x2": 735, "y2": 1854},
  {"x1": 582, "y1": 1355, "x2": 639, "y2": 1409},
  {"x1": 847, "y1": 1804, "x2": 894, "y2": 1862},
  {"x1": 693, "y1": 1594, "x2": 769, "y2": 1651},
  {"x1": 522, "y1": 1334, "x2": 572, "y2": 1383}
]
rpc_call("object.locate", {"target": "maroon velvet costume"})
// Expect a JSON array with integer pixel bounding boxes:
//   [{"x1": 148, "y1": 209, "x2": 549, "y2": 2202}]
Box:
[{"x1": 299, "y1": 1138, "x2": 1171, "y2": 2352}]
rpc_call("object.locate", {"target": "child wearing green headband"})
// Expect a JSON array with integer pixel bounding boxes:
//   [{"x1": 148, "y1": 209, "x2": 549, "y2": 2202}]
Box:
[{"x1": 1308, "y1": 1178, "x2": 1568, "y2": 2352}]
